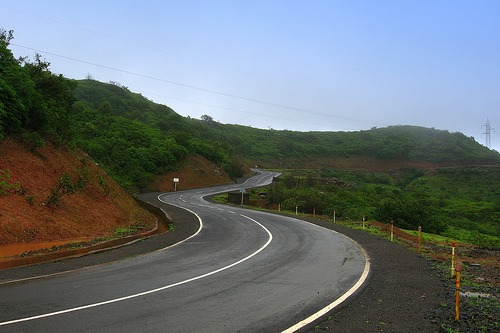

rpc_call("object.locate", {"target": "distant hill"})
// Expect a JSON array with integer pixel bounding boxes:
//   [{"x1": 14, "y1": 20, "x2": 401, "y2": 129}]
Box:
[{"x1": 72, "y1": 79, "x2": 499, "y2": 190}]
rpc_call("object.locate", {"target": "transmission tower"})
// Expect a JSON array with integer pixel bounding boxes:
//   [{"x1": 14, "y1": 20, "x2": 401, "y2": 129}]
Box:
[{"x1": 481, "y1": 119, "x2": 495, "y2": 148}]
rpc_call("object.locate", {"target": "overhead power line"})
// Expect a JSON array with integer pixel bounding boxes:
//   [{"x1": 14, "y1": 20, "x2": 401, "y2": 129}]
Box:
[
  {"x1": 11, "y1": 43, "x2": 384, "y2": 128},
  {"x1": 146, "y1": 93, "x2": 360, "y2": 131},
  {"x1": 0, "y1": 3, "x2": 363, "y2": 101}
]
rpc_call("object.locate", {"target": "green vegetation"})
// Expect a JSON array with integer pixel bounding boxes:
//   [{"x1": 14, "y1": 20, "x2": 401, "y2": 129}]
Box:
[
  {"x1": 0, "y1": 169, "x2": 20, "y2": 195},
  {"x1": 404, "y1": 229, "x2": 457, "y2": 244},
  {"x1": 432, "y1": 261, "x2": 499, "y2": 333},
  {"x1": 260, "y1": 167, "x2": 499, "y2": 247},
  {"x1": 0, "y1": 29, "x2": 76, "y2": 145},
  {"x1": 228, "y1": 124, "x2": 498, "y2": 162},
  {"x1": 46, "y1": 171, "x2": 87, "y2": 212},
  {"x1": 113, "y1": 224, "x2": 147, "y2": 238},
  {"x1": 71, "y1": 79, "x2": 239, "y2": 190},
  {"x1": 26, "y1": 195, "x2": 35, "y2": 205},
  {"x1": 72, "y1": 78, "x2": 499, "y2": 191}
]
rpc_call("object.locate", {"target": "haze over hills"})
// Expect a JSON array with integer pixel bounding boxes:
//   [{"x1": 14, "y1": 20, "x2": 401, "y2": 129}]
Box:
[{"x1": 2, "y1": 25, "x2": 498, "y2": 192}]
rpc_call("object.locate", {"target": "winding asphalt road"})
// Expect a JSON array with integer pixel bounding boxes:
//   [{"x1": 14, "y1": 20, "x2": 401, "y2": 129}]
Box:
[{"x1": 0, "y1": 171, "x2": 369, "y2": 332}]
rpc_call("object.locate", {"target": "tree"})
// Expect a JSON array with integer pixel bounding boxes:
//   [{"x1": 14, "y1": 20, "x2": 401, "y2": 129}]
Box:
[
  {"x1": 0, "y1": 29, "x2": 14, "y2": 45},
  {"x1": 22, "y1": 53, "x2": 77, "y2": 143},
  {"x1": 0, "y1": 30, "x2": 76, "y2": 143},
  {"x1": 224, "y1": 159, "x2": 245, "y2": 179},
  {"x1": 201, "y1": 114, "x2": 214, "y2": 123},
  {"x1": 0, "y1": 30, "x2": 37, "y2": 136}
]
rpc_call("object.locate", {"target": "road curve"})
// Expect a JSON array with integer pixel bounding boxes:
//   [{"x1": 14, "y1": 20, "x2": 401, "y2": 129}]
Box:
[{"x1": 0, "y1": 170, "x2": 369, "y2": 333}]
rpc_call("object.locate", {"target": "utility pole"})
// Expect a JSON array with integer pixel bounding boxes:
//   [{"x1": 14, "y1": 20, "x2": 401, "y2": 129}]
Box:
[{"x1": 482, "y1": 119, "x2": 495, "y2": 148}]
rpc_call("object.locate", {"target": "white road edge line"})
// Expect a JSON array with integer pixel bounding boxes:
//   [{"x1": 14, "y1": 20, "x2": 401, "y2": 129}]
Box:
[
  {"x1": 0, "y1": 194, "x2": 204, "y2": 286},
  {"x1": 172, "y1": 177, "x2": 370, "y2": 333},
  {"x1": 281, "y1": 232, "x2": 371, "y2": 333},
  {"x1": 0, "y1": 213, "x2": 272, "y2": 327}
]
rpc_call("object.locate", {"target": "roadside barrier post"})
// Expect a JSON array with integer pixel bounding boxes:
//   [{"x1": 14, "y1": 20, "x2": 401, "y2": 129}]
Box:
[
  {"x1": 451, "y1": 242, "x2": 456, "y2": 277},
  {"x1": 455, "y1": 261, "x2": 461, "y2": 321},
  {"x1": 313, "y1": 207, "x2": 316, "y2": 218},
  {"x1": 362, "y1": 215, "x2": 365, "y2": 230},
  {"x1": 295, "y1": 206, "x2": 298, "y2": 215},
  {"x1": 390, "y1": 221, "x2": 394, "y2": 242},
  {"x1": 333, "y1": 210, "x2": 336, "y2": 223},
  {"x1": 417, "y1": 226, "x2": 422, "y2": 254},
  {"x1": 278, "y1": 203, "x2": 281, "y2": 212}
]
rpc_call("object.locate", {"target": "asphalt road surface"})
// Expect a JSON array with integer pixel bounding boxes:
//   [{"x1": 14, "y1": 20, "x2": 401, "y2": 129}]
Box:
[{"x1": 0, "y1": 171, "x2": 369, "y2": 333}]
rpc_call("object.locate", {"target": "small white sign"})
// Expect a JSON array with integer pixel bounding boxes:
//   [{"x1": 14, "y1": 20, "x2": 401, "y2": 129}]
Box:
[{"x1": 173, "y1": 178, "x2": 180, "y2": 183}]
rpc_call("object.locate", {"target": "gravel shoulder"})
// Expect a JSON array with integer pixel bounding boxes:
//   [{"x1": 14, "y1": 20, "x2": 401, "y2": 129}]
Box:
[
  {"x1": 299, "y1": 216, "x2": 447, "y2": 333},
  {"x1": 0, "y1": 196, "x2": 449, "y2": 333}
]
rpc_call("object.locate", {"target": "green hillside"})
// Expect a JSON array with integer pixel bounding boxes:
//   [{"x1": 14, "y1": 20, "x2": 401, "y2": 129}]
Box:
[
  {"x1": 261, "y1": 166, "x2": 500, "y2": 247},
  {"x1": 72, "y1": 80, "x2": 500, "y2": 186},
  {"x1": 2, "y1": 28, "x2": 499, "y2": 192},
  {"x1": 72, "y1": 80, "x2": 235, "y2": 189},
  {"x1": 2, "y1": 31, "x2": 499, "y2": 247},
  {"x1": 74, "y1": 79, "x2": 500, "y2": 162},
  {"x1": 71, "y1": 80, "x2": 500, "y2": 248}
]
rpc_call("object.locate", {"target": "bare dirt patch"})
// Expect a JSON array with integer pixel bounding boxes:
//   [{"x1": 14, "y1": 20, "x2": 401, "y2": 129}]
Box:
[
  {"x1": 0, "y1": 137, "x2": 156, "y2": 260},
  {"x1": 0, "y1": 138, "x2": 232, "y2": 265},
  {"x1": 152, "y1": 155, "x2": 232, "y2": 191}
]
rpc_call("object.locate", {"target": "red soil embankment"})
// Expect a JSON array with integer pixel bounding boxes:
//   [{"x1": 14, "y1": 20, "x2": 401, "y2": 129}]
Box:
[{"x1": 0, "y1": 137, "x2": 156, "y2": 260}]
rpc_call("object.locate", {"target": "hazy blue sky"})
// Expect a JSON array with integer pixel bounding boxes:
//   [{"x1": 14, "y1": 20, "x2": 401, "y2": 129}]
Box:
[{"x1": 2, "y1": 1, "x2": 499, "y2": 151}]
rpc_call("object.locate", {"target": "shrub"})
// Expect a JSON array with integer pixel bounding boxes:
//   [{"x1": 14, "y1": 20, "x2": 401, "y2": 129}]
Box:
[{"x1": 0, "y1": 169, "x2": 20, "y2": 195}]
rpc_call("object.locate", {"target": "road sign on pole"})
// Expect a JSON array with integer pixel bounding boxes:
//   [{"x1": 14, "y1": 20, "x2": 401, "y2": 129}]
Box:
[
  {"x1": 173, "y1": 178, "x2": 180, "y2": 191},
  {"x1": 240, "y1": 188, "x2": 246, "y2": 205}
]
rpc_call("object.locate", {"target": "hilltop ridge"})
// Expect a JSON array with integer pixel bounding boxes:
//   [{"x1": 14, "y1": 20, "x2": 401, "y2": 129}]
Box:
[{"x1": 72, "y1": 79, "x2": 499, "y2": 191}]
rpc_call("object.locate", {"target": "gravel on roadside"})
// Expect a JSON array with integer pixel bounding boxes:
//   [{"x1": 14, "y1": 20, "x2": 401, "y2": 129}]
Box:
[{"x1": 298, "y1": 217, "x2": 448, "y2": 333}]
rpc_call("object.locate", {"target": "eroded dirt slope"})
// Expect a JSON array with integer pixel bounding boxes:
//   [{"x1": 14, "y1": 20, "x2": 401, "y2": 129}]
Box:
[{"x1": 0, "y1": 137, "x2": 156, "y2": 250}]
